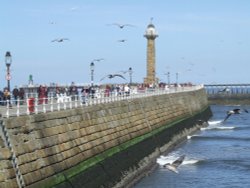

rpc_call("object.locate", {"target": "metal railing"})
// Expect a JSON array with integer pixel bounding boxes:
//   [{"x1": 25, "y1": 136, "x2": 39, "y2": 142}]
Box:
[{"x1": 0, "y1": 85, "x2": 203, "y2": 118}]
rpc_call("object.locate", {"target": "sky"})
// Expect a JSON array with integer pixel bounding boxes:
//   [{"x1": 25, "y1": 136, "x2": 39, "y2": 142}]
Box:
[{"x1": 1, "y1": 0, "x2": 250, "y2": 88}]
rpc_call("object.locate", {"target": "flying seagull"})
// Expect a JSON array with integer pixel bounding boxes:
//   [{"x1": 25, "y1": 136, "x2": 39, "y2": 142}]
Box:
[
  {"x1": 109, "y1": 23, "x2": 135, "y2": 29},
  {"x1": 93, "y1": 58, "x2": 105, "y2": 62},
  {"x1": 223, "y1": 108, "x2": 248, "y2": 122},
  {"x1": 49, "y1": 21, "x2": 57, "y2": 25},
  {"x1": 218, "y1": 87, "x2": 230, "y2": 93},
  {"x1": 51, "y1": 38, "x2": 69, "y2": 42},
  {"x1": 118, "y1": 70, "x2": 129, "y2": 74},
  {"x1": 100, "y1": 74, "x2": 126, "y2": 81},
  {"x1": 118, "y1": 39, "x2": 127, "y2": 43},
  {"x1": 163, "y1": 155, "x2": 185, "y2": 174}
]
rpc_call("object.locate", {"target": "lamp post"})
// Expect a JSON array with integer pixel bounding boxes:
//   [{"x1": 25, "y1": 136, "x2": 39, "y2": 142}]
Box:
[
  {"x1": 128, "y1": 67, "x2": 132, "y2": 86},
  {"x1": 5, "y1": 51, "x2": 12, "y2": 91},
  {"x1": 176, "y1": 72, "x2": 179, "y2": 86},
  {"x1": 90, "y1": 62, "x2": 95, "y2": 87},
  {"x1": 167, "y1": 72, "x2": 170, "y2": 88}
]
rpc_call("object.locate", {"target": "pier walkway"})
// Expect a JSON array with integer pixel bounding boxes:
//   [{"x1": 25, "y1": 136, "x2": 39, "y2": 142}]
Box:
[{"x1": 0, "y1": 85, "x2": 202, "y2": 118}]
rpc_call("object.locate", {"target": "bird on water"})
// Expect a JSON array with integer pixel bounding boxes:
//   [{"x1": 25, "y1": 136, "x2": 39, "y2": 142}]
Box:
[
  {"x1": 100, "y1": 74, "x2": 126, "y2": 81},
  {"x1": 163, "y1": 155, "x2": 185, "y2": 174}
]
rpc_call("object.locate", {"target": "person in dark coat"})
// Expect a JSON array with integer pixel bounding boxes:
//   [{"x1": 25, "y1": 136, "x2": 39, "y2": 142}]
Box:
[
  {"x1": 19, "y1": 88, "x2": 25, "y2": 105},
  {"x1": 12, "y1": 86, "x2": 19, "y2": 105},
  {"x1": 69, "y1": 82, "x2": 78, "y2": 100}
]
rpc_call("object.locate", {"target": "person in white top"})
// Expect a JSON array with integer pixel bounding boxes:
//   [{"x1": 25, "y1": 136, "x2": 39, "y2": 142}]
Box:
[{"x1": 124, "y1": 84, "x2": 130, "y2": 96}]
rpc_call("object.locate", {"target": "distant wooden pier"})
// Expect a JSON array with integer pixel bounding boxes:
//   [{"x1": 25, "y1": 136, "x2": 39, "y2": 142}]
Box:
[{"x1": 204, "y1": 84, "x2": 250, "y2": 104}]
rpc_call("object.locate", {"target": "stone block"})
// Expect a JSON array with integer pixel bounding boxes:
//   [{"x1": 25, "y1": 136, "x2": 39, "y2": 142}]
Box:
[
  {"x1": 0, "y1": 160, "x2": 12, "y2": 169},
  {"x1": 23, "y1": 170, "x2": 41, "y2": 185},
  {"x1": 0, "y1": 148, "x2": 11, "y2": 160},
  {"x1": 1, "y1": 168, "x2": 16, "y2": 179},
  {"x1": 0, "y1": 179, "x2": 18, "y2": 188}
]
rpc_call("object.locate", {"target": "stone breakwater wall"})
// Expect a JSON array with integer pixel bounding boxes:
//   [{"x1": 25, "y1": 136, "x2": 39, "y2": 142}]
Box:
[
  {"x1": 0, "y1": 88, "x2": 211, "y2": 188},
  {"x1": 208, "y1": 94, "x2": 250, "y2": 105}
]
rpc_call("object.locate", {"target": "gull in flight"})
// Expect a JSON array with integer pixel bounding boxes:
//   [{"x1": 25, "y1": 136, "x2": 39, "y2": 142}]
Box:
[
  {"x1": 100, "y1": 74, "x2": 126, "y2": 81},
  {"x1": 223, "y1": 108, "x2": 248, "y2": 122},
  {"x1": 93, "y1": 58, "x2": 105, "y2": 62},
  {"x1": 49, "y1": 21, "x2": 57, "y2": 25},
  {"x1": 218, "y1": 87, "x2": 230, "y2": 93},
  {"x1": 51, "y1": 38, "x2": 69, "y2": 42},
  {"x1": 118, "y1": 70, "x2": 129, "y2": 74},
  {"x1": 118, "y1": 39, "x2": 127, "y2": 43},
  {"x1": 163, "y1": 155, "x2": 185, "y2": 174},
  {"x1": 109, "y1": 23, "x2": 135, "y2": 29}
]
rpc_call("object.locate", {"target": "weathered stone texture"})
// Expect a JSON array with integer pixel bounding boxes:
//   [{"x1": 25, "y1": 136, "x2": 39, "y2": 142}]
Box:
[{"x1": 0, "y1": 88, "x2": 208, "y2": 187}]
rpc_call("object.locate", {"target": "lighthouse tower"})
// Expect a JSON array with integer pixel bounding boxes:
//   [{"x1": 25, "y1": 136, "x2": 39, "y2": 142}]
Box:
[{"x1": 144, "y1": 20, "x2": 158, "y2": 85}]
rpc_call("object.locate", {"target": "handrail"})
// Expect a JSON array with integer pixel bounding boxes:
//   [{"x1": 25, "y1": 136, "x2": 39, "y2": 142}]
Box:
[{"x1": 0, "y1": 85, "x2": 203, "y2": 118}]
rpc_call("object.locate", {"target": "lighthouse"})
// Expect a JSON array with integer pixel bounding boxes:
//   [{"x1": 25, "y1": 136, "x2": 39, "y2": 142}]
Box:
[{"x1": 144, "y1": 20, "x2": 158, "y2": 86}]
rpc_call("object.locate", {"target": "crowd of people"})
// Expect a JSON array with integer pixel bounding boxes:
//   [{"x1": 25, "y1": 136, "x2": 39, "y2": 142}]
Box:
[
  {"x1": 0, "y1": 82, "x2": 194, "y2": 106},
  {"x1": 0, "y1": 87, "x2": 25, "y2": 106}
]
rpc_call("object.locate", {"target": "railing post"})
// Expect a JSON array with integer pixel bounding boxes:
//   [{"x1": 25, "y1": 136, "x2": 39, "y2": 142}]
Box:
[
  {"x1": 75, "y1": 95, "x2": 78, "y2": 108},
  {"x1": 80, "y1": 95, "x2": 83, "y2": 107},
  {"x1": 69, "y1": 96, "x2": 72, "y2": 109},
  {"x1": 43, "y1": 98, "x2": 46, "y2": 113},
  {"x1": 35, "y1": 97, "x2": 38, "y2": 114},
  {"x1": 16, "y1": 99, "x2": 20, "y2": 117},
  {"x1": 57, "y1": 98, "x2": 60, "y2": 111},
  {"x1": 50, "y1": 96, "x2": 54, "y2": 112},
  {"x1": 26, "y1": 98, "x2": 30, "y2": 115},
  {"x1": 63, "y1": 97, "x2": 66, "y2": 110},
  {"x1": 6, "y1": 100, "x2": 10, "y2": 118}
]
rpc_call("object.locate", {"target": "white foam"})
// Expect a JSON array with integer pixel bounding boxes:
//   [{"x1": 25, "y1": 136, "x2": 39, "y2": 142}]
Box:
[
  {"x1": 157, "y1": 158, "x2": 172, "y2": 166},
  {"x1": 200, "y1": 127, "x2": 210, "y2": 131},
  {"x1": 187, "y1": 135, "x2": 199, "y2": 139},
  {"x1": 201, "y1": 126, "x2": 235, "y2": 130},
  {"x1": 157, "y1": 153, "x2": 182, "y2": 165},
  {"x1": 208, "y1": 120, "x2": 223, "y2": 125},
  {"x1": 216, "y1": 126, "x2": 235, "y2": 130},
  {"x1": 187, "y1": 135, "x2": 192, "y2": 139},
  {"x1": 157, "y1": 155, "x2": 201, "y2": 166},
  {"x1": 183, "y1": 159, "x2": 200, "y2": 165}
]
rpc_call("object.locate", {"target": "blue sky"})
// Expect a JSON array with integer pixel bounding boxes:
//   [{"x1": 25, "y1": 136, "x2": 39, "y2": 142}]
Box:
[{"x1": 1, "y1": 0, "x2": 250, "y2": 88}]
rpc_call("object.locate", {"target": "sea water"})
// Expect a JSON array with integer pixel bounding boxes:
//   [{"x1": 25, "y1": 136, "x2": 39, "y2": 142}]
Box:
[{"x1": 134, "y1": 105, "x2": 250, "y2": 188}]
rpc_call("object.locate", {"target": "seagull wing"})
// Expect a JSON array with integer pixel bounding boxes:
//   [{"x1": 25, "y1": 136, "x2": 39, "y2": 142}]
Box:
[
  {"x1": 163, "y1": 164, "x2": 179, "y2": 174},
  {"x1": 118, "y1": 39, "x2": 127, "y2": 42},
  {"x1": 51, "y1": 39, "x2": 58, "y2": 42},
  {"x1": 124, "y1": 24, "x2": 136, "y2": 27},
  {"x1": 233, "y1": 109, "x2": 241, "y2": 114},
  {"x1": 223, "y1": 113, "x2": 232, "y2": 122},
  {"x1": 112, "y1": 23, "x2": 123, "y2": 27},
  {"x1": 243, "y1": 109, "x2": 249, "y2": 113},
  {"x1": 93, "y1": 58, "x2": 104, "y2": 62},
  {"x1": 113, "y1": 74, "x2": 126, "y2": 80},
  {"x1": 172, "y1": 155, "x2": 185, "y2": 168},
  {"x1": 100, "y1": 75, "x2": 109, "y2": 81},
  {"x1": 117, "y1": 70, "x2": 128, "y2": 74}
]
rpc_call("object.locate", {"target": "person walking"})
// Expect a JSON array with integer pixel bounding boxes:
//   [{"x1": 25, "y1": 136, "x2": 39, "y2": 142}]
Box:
[
  {"x1": 69, "y1": 82, "x2": 78, "y2": 100},
  {"x1": 0, "y1": 90, "x2": 4, "y2": 106},
  {"x1": 3, "y1": 88, "x2": 11, "y2": 107},
  {"x1": 12, "y1": 86, "x2": 19, "y2": 105},
  {"x1": 19, "y1": 88, "x2": 25, "y2": 105}
]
